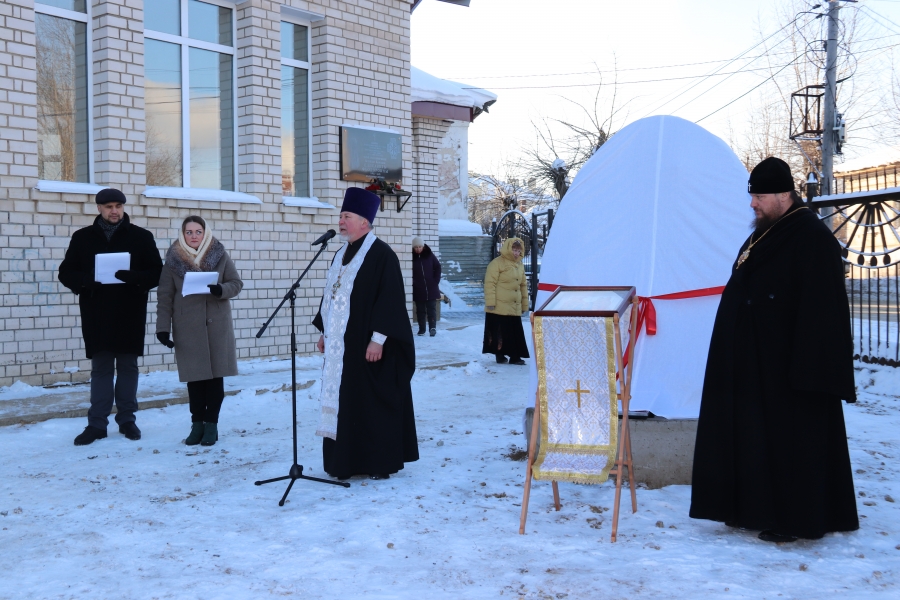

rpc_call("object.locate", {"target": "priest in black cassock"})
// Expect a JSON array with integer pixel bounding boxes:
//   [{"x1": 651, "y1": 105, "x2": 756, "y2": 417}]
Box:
[
  {"x1": 690, "y1": 157, "x2": 858, "y2": 543},
  {"x1": 313, "y1": 187, "x2": 419, "y2": 480}
]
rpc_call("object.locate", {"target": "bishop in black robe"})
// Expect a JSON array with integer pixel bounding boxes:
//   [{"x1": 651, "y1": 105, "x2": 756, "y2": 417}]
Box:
[
  {"x1": 313, "y1": 188, "x2": 418, "y2": 480},
  {"x1": 690, "y1": 158, "x2": 858, "y2": 541}
]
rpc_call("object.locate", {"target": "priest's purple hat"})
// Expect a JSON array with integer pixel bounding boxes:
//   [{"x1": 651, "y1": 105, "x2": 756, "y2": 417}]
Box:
[{"x1": 341, "y1": 187, "x2": 381, "y2": 223}]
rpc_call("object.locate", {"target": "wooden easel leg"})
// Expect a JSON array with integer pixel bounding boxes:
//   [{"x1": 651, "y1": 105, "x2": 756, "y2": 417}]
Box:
[
  {"x1": 519, "y1": 391, "x2": 542, "y2": 534},
  {"x1": 519, "y1": 456, "x2": 533, "y2": 534},
  {"x1": 552, "y1": 481, "x2": 561, "y2": 511},
  {"x1": 611, "y1": 425, "x2": 627, "y2": 543},
  {"x1": 624, "y1": 416, "x2": 637, "y2": 513}
]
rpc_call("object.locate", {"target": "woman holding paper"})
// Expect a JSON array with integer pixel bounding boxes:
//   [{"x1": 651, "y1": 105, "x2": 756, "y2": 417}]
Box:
[{"x1": 156, "y1": 216, "x2": 243, "y2": 446}]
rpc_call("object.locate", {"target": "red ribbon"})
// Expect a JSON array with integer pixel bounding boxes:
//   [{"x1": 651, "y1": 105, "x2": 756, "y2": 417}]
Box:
[{"x1": 537, "y1": 284, "x2": 725, "y2": 368}]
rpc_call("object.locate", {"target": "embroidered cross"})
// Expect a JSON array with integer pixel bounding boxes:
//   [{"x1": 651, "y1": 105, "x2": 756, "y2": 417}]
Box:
[{"x1": 565, "y1": 380, "x2": 591, "y2": 408}]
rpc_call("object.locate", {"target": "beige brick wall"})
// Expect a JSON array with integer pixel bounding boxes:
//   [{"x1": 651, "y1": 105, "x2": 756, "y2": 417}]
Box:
[
  {"x1": 412, "y1": 116, "x2": 449, "y2": 255},
  {"x1": 0, "y1": 0, "x2": 420, "y2": 388}
]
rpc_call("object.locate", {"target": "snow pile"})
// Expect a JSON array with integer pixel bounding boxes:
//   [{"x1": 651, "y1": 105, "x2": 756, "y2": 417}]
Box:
[
  {"x1": 438, "y1": 219, "x2": 486, "y2": 237},
  {"x1": 439, "y1": 278, "x2": 480, "y2": 312}
]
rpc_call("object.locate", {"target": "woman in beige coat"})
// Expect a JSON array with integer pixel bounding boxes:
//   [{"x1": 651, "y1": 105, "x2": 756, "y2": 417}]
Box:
[
  {"x1": 482, "y1": 237, "x2": 530, "y2": 365},
  {"x1": 156, "y1": 216, "x2": 243, "y2": 446}
]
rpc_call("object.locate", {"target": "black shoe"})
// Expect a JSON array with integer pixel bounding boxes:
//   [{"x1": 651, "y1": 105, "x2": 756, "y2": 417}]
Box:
[
  {"x1": 417, "y1": 330, "x2": 426, "y2": 336},
  {"x1": 369, "y1": 473, "x2": 390, "y2": 480},
  {"x1": 496, "y1": 355, "x2": 508, "y2": 364},
  {"x1": 429, "y1": 328, "x2": 436, "y2": 337},
  {"x1": 758, "y1": 530, "x2": 798, "y2": 543},
  {"x1": 509, "y1": 358, "x2": 526, "y2": 366},
  {"x1": 118, "y1": 422, "x2": 141, "y2": 441},
  {"x1": 74, "y1": 426, "x2": 107, "y2": 446}
]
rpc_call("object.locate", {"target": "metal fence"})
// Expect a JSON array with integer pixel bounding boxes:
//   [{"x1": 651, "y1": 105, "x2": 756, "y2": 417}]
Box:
[{"x1": 811, "y1": 188, "x2": 900, "y2": 367}]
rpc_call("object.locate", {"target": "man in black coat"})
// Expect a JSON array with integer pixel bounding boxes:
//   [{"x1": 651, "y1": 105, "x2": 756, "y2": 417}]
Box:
[
  {"x1": 689, "y1": 157, "x2": 858, "y2": 543},
  {"x1": 58, "y1": 189, "x2": 163, "y2": 445},
  {"x1": 313, "y1": 187, "x2": 418, "y2": 480}
]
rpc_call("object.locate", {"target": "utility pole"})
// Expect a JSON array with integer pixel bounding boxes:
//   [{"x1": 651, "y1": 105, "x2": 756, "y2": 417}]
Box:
[{"x1": 821, "y1": 1, "x2": 840, "y2": 201}]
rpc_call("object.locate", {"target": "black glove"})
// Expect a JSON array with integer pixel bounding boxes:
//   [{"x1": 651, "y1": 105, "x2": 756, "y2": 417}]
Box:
[
  {"x1": 156, "y1": 332, "x2": 175, "y2": 349},
  {"x1": 115, "y1": 270, "x2": 138, "y2": 285},
  {"x1": 82, "y1": 277, "x2": 103, "y2": 294},
  {"x1": 208, "y1": 284, "x2": 223, "y2": 298}
]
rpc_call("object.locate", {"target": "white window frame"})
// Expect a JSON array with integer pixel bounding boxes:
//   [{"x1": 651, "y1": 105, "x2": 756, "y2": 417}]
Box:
[
  {"x1": 144, "y1": 0, "x2": 238, "y2": 193},
  {"x1": 34, "y1": 1, "x2": 95, "y2": 188},
  {"x1": 280, "y1": 15, "x2": 315, "y2": 204}
]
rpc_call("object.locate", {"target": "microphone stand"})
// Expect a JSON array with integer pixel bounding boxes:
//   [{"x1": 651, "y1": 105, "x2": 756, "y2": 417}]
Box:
[{"x1": 254, "y1": 238, "x2": 350, "y2": 505}]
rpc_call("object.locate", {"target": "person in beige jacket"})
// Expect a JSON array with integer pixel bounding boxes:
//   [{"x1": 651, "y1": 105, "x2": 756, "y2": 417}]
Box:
[
  {"x1": 156, "y1": 216, "x2": 243, "y2": 446},
  {"x1": 482, "y1": 237, "x2": 530, "y2": 365}
]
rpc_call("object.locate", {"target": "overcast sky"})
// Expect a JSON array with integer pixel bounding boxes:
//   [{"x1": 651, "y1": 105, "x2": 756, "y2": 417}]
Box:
[{"x1": 411, "y1": 0, "x2": 900, "y2": 175}]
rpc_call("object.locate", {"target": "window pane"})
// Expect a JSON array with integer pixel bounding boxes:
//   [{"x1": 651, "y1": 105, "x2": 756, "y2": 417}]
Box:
[
  {"x1": 145, "y1": 39, "x2": 183, "y2": 187},
  {"x1": 190, "y1": 48, "x2": 233, "y2": 191},
  {"x1": 280, "y1": 22, "x2": 308, "y2": 62},
  {"x1": 144, "y1": 0, "x2": 180, "y2": 35},
  {"x1": 281, "y1": 66, "x2": 309, "y2": 197},
  {"x1": 189, "y1": 0, "x2": 232, "y2": 46},
  {"x1": 35, "y1": 0, "x2": 86, "y2": 13},
  {"x1": 36, "y1": 14, "x2": 89, "y2": 183}
]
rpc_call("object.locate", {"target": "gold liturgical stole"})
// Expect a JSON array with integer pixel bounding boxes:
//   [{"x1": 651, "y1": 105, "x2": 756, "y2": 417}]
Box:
[{"x1": 532, "y1": 315, "x2": 619, "y2": 484}]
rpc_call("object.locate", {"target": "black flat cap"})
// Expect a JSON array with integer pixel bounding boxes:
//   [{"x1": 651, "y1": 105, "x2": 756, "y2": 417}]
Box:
[
  {"x1": 95, "y1": 188, "x2": 127, "y2": 205},
  {"x1": 748, "y1": 157, "x2": 795, "y2": 194}
]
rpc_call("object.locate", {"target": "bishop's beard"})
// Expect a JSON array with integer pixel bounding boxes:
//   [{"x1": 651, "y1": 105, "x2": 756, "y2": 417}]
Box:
[{"x1": 751, "y1": 213, "x2": 777, "y2": 232}]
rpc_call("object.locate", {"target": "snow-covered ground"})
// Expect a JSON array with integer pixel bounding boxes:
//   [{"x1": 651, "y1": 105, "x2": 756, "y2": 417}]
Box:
[{"x1": 1, "y1": 318, "x2": 899, "y2": 599}]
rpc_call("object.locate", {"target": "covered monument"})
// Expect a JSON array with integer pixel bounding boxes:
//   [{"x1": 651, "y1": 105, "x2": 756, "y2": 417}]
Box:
[{"x1": 533, "y1": 115, "x2": 751, "y2": 418}]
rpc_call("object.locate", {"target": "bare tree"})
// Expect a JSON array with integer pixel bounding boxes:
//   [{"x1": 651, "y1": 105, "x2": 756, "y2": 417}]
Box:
[
  {"x1": 467, "y1": 163, "x2": 553, "y2": 233},
  {"x1": 730, "y1": 0, "x2": 888, "y2": 189},
  {"x1": 519, "y1": 66, "x2": 624, "y2": 201}
]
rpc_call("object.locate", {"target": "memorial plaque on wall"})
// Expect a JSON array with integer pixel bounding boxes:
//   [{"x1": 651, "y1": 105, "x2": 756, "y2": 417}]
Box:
[{"x1": 340, "y1": 125, "x2": 403, "y2": 183}]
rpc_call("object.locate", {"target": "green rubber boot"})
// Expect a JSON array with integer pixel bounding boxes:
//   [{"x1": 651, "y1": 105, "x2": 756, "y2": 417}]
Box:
[
  {"x1": 185, "y1": 422, "x2": 204, "y2": 446},
  {"x1": 200, "y1": 422, "x2": 218, "y2": 446}
]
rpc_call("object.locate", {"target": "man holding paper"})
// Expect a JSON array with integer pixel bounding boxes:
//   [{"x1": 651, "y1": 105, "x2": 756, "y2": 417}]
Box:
[{"x1": 58, "y1": 188, "x2": 163, "y2": 446}]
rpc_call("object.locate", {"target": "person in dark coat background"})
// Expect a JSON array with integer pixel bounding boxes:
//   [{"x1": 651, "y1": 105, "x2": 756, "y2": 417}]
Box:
[
  {"x1": 313, "y1": 187, "x2": 419, "y2": 480},
  {"x1": 411, "y1": 236, "x2": 441, "y2": 337},
  {"x1": 690, "y1": 157, "x2": 858, "y2": 543},
  {"x1": 58, "y1": 188, "x2": 163, "y2": 446}
]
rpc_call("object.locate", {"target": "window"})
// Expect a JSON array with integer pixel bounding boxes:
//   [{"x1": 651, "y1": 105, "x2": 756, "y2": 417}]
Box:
[
  {"x1": 281, "y1": 20, "x2": 312, "y2": 198},
  {"x1": 144, "y1": 0, "x2": 236, "y2": 191},
  {"x1": 35, "y1": 1, "x2": 91, "y2": 183}
]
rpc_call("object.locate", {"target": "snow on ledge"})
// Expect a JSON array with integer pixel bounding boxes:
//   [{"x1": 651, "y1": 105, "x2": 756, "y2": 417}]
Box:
[
  {"x1": 439, "y1": 219, "x2": 486, "y2": 237},
  {"x1": 143, "y1": 187, "x2": 262, "y2": 204},
  {"x1": 282, "y1": 196, "x2": 337, "y2": 210},
  {"x1": 35, "y1": 180, "x2": 107, "y2": 195},
  {"x1": 412, "y1": 66, "x2": 497, "y2": 110}
]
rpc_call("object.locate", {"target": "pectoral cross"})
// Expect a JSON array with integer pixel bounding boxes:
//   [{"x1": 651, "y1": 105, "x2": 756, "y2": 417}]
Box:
[{"x1": 565, "y1": 380, "x2": 591, "y2": 408}]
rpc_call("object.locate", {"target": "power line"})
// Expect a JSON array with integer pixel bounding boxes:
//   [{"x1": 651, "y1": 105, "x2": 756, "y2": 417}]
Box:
[
  {"x1": 638, "y1": 13, "x2": 817, "y2": 119},
  {"x1": 445, "y1": 33, "x2": 899, "y2": 81},
  {"x1": 696, "y1": 53, "x2": 805, "y2": 124}
]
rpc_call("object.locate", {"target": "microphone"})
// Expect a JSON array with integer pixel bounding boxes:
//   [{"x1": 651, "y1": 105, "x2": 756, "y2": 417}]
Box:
[{"x1": 311, "y1": 229, "x2": 337, "y2": 246}]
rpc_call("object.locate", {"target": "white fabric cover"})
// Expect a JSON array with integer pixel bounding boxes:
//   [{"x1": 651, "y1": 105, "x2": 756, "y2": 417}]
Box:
[{"x1": 532, "y1": 116, "x2": 751, "y2": 418}]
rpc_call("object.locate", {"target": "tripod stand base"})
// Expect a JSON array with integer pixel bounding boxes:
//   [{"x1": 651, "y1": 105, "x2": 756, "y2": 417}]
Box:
[{"x1": 255, "y1": 463, "x2": 351, "y2": 506}]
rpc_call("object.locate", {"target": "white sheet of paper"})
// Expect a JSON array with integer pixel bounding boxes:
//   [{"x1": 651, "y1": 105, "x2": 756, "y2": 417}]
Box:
[
  {"x1": 94, "y1": 252, "x2": 131, "y2": 284},
  {"x1": 182, "y1": 271, "x2": 219, "y2": 297}
]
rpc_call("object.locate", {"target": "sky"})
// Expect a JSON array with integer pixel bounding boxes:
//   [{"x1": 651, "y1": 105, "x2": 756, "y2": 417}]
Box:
[{"x1": 411, "y1": 0, "x2": 900, "y2": 175}]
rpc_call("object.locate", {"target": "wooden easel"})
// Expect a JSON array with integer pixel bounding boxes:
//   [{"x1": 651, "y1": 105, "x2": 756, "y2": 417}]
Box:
[{"x1": 519, "y1": 296, "x2": 639, "y2": 542}]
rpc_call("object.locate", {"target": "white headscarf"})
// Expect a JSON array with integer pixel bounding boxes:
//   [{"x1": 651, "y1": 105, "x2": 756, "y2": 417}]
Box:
[{"x1": 177, "y1": 220, "x2": 214, "y2": 266}]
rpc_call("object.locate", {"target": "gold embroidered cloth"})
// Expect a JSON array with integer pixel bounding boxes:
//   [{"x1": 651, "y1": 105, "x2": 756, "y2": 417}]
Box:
[{"x1": 532, "y1": 315, "x2": 618, "y2": 484}]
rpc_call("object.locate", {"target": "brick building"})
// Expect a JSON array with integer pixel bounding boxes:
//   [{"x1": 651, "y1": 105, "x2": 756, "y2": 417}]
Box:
[{"x1": 0, "y1": 0, "x2": 494, "y2": 388}]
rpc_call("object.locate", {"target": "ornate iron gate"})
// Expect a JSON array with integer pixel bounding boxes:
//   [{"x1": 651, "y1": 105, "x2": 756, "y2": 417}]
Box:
[
  {"x1": 811, "y1": 190, "x2": 900, "y2": 366},
  {"x1": 490, "y1": 209, "x2": 554, "y2": 310}
]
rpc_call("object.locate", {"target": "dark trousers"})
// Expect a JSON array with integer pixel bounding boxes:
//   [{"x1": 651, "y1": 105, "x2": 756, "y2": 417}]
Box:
[
  {"x1": 415, "y1": 300, "x2": 436, "y2": 332},
  {"x1": 88, "y1": 351, "x2": 139, "y2": 430},
  {"x1": 187, "y1": 377, "x2": 225, "y2": 423}
]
